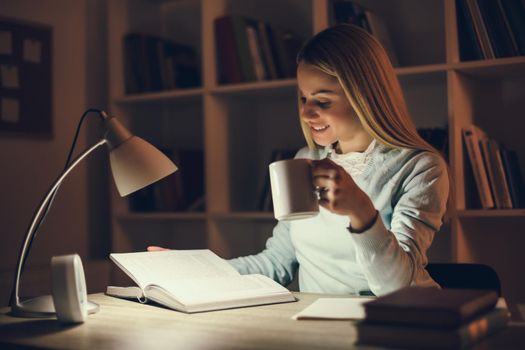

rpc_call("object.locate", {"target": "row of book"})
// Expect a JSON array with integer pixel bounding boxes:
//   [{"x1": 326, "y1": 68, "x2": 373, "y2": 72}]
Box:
[
  {"x1": 463, "y1": 124, "x2": 525, "y2": 209},
  {"x1": 356, "y1": 287, "x2": 509, "y2": 349},
  {"x1": 128, "y1": 149, "x2": 204, "y2": 212},
  {"x1": 123, "y1": 33, "x2": 200, "y2": 94},
  {"x1": 329, "y1": 0, "x2": 399, "y2": 67},
  {"x1": 456, "y1": 0, "x2": 525, "y2": 61},
  {"x1": 214, "y1": 15, "x2": 304, "y2": 84}
]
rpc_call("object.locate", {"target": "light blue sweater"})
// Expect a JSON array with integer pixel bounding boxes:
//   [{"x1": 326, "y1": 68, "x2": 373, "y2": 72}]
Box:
[{"x1": 229, "y1": 142, "x2": 449, "y2": 296}]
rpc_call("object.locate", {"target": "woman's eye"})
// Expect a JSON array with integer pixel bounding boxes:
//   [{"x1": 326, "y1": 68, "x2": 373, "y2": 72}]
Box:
[
  {"x1": 300, "y1": 97, "x2": 307, "y2": 104},
  {"x1": 317, "y1": 101, "x2": 331, "y2": 109}
]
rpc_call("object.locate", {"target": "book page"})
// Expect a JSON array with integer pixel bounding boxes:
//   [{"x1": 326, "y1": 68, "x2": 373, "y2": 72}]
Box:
[
  {"x1": 110, "y1": 250, "x2": 239, "y2": 288},
  {"x1": 292, "y1": 297, "x2": 375, "y2": 320},
  {"x1": 154, "y1": 274, "x2": 291, "y2": 306}
]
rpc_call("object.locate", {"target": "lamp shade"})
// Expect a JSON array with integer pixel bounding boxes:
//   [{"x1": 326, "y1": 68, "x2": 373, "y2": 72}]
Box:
[{"x1": 109, "y1": 136, "x2": 177, "y2": 196}]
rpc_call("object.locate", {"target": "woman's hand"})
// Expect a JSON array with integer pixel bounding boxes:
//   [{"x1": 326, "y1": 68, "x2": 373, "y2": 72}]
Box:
[
  {"x1": 311, "y1": 158, "x2": 377, "y2": 231},
  {"x1": 147, "y1": 246, "x2": 169, "y2": 252}
]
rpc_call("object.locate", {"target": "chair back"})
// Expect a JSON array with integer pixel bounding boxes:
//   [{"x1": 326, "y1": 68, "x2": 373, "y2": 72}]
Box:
[{"x1": 426, "y1": 263, "x2": 501, "y2": 296}]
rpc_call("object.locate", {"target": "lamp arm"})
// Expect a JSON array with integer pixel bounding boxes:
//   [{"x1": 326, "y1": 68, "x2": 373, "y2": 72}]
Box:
[{"x1": 10, "y1": 139, "x2": 108, "y2": 308}]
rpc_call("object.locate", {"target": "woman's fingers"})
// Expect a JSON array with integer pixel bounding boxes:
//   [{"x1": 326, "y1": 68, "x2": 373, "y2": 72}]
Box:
[{"x1": 147, "y1": 246, "x2": 169, "y2": 252}]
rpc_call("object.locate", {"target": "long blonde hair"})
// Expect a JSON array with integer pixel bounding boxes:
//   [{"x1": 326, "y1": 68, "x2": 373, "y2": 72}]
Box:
[{"x1": 296, "y1": 24, "x2": 434, "y2": 153}]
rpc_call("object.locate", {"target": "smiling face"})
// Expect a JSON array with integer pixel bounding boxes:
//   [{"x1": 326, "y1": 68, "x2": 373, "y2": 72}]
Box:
[{"x1": 297, "y1": 62, "x2": 372, "y2": 153}]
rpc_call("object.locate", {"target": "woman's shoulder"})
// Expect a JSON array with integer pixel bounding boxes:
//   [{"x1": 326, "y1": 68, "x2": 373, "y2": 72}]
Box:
[{"x1": 374, "y1": 144, "x2": 448, "y2": 176}]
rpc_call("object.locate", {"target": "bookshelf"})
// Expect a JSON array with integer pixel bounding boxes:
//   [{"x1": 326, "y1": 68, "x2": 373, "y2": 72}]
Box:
[{"x1": 107, "y1": 0, "x2": 525, "y2": 303}]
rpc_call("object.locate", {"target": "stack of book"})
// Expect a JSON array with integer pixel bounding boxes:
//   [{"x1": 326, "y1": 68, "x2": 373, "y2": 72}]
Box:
[
  {"x1": 462, "y1": 124, "x2": 525, "y2": 209},
  {"x1": 214, "y1": 16, "x2": 304, "y2": 84},
  {"x1": 456, "y1": 0, "x2": 525, "y2": 61},
  {"x1": 357, "y1": 287, "x2": 510, "y2": 349}
]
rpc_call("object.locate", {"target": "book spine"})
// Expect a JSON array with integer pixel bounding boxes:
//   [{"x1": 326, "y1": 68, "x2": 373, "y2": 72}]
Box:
[
  {"x1": 495, "y1": 0, "x2": 520, "y2": 56},
  {"x1": 479, "y1": 139, "x2": 502, "y2": 208},
  {"x1": 488, "y1": 140, "x2": 513, "y2": 208},
  {"x1": 476, "y1": 0, "x2": 518, "y2": 58},
  {"x1": 462, "y1": 126, "x2": 495, "y2": 208},
  {"x1": 465, "y1": 0, "x2": 495, "y2": 59},
  {"x1": 146, "y1": 36, "x2": 163, "y2": 91},
  {"x1": 499, "y1": 0, "x2": 525, "y2": 56},
  {"x1": 123, "y1": 33, "x2": 150, "y2": 93},
  {"x1": 231, "y1": 16, "x2": 256, "y2": 82},
  {"x1": 245, "y1": 24, "x2": 266, "y2": 81},
  {"x1": 501, "y1": 148, "x2": 525, "y2": 208},
  {"x1": 456, "y1": 0, "x2": 484, "y2": 61},
  {"x1": 215, "y1": 16, "x2": 243, "y2": 84},
  {"x1": 257, "y1": 21, "x2": 278, "y2": 80}
]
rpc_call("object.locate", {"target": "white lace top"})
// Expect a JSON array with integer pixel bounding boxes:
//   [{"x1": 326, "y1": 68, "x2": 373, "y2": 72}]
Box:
[{"x1": 327, "y1": 140, "x2": 377, "y2": 178}]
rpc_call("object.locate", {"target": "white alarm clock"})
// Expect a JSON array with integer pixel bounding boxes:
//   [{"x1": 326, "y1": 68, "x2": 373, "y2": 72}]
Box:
[{"x1": 51, "y1": 254, "x2": 88, "y2": 323}]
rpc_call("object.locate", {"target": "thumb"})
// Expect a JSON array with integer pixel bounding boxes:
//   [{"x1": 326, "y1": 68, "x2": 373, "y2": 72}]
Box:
[{"x1": 147, "y1": 246, "x2": 169, "y2": 252}]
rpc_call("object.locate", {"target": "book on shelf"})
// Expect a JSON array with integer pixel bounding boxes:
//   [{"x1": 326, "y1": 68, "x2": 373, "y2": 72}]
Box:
[
  {"x1": 459, "y1": 0, "x2": 525, "y2": 60},
  {"x1": 465, "y1": 0, "x2": 495, "y2": 59},
  {"x1": 417, "y1": 127, "x2": 449, "y2": 162},
  {"x1": 123, "y1": 33, "x2": 200, "y2": 94},
  {"x1": 499, "y1": 0, "x2": 525, "y2": 56},
  {"x1": 128, "y1": 148, "x2": 204, "y2": 212},
  {"x1": 329, "y1": 0, "x2": 399, "y2": 66},
  {"x1": 214, "y1": 15, "x2": 304, "y2": 84},
  {"x1": 501, "y1": 146, "x2": 525, "y2": 208},
  {"x1": 362, "y1": 287, "x2": 500, "y2": 328},
  {"x1": 456, "y1": 0, "x2": 484, "y2": 61},
  {"x1": 107, "y1": 249, "x2": 296, "y2": 313},
  {"x1": 476, "y1": 0, "x2": 519, "y2": 58},
  {"x1": 214, "y1": 16, "x2": 244, "y2": 84},
  {"x1": 462, "y1": 125, "x2": 495, "y2": 209},
  {"x1": 480, "y1": 139, "x2": 513, "y2": 209},
  {"x1": 356, "y1": 305, "x2": 509, "y2": 350}
]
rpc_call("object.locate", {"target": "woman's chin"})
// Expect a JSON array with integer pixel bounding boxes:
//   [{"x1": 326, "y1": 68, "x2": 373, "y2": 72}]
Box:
[{"x1": 312, "y1": 137, "x2": 336, "y2": 148}]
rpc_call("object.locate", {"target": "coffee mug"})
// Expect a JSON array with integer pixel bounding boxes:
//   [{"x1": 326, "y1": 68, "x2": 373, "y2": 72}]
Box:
[{"x1": 269, "y1": 158, "x2": 319, "y2": 221}]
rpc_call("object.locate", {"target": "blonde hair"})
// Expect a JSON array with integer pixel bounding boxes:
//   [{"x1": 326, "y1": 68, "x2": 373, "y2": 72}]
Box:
[{"x1": 296, "y1": 24, "x2": 434, "y2": 153}]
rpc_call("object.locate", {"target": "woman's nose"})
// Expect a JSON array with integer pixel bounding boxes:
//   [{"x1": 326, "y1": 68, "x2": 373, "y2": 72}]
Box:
[{"x1": 301, "y1": 103, "x2": 318, "y2": 120}]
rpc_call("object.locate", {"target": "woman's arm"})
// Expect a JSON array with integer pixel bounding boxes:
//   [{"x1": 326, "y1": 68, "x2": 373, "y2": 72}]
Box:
[
  {"x1": 228, "y1": 220, "x2": 298, "y2": 286},
  {"x1": 349, "y1": 153, "x2": 449, "y2": 295}
]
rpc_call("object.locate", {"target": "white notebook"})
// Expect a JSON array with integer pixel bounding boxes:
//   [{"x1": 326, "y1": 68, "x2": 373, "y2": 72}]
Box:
[
  {"x1": 292, "y1": 297, "x2": 375, "y2": 320},
  {"x1": 108, "y1": 249, "x2": 296, "y2": 313}
]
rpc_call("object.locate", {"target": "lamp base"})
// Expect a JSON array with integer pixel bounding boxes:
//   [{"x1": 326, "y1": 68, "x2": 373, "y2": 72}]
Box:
[{"x1": 10, "y1": 295, "x2": 100, "y2": 318}]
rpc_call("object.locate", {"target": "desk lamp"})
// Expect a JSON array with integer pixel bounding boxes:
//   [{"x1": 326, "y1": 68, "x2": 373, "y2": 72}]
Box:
[{"x1": 10, "y1": 109, "x2": 177, "y2": 317}]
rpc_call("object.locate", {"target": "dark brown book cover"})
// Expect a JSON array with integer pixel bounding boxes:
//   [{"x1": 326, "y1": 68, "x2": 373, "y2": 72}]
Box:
[{"x1": 363, "y1": 287, "x2": 499, "y2": 328}]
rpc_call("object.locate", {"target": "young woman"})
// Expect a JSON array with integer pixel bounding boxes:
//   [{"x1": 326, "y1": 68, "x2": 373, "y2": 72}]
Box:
[{"x1": 151, "y1": 24, "x2": 449, "y2": 296}]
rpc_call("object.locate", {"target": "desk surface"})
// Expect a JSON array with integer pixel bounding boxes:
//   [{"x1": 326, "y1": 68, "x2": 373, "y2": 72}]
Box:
[{"x1": 1, "y1": 292, "x2": 524, "y2": 350}]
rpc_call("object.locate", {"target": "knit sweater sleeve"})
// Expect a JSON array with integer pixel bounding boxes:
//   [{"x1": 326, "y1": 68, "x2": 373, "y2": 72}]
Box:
[
  {"x1": 349, "y1": 151, "x2": 449, "y2": 296},
  {"x1": 228, "y1": 220, "x2": 298, "y2": 286}
]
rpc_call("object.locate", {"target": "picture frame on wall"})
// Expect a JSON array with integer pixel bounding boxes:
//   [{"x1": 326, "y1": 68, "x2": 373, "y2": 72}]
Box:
[{"x1": 0, "y1": 16, "x2": 52, "y2": 138}]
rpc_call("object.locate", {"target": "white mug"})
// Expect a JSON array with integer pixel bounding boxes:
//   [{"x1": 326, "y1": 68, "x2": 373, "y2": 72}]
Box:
[{"x1": 269, "y1": 159, "x2": 319, "y2": 221}]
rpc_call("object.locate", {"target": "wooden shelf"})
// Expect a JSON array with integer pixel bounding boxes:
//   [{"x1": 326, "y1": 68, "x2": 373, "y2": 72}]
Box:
[
  {"x1": 210, "y1": 79, "x2": 297, "y2": 97},
  {"x1": 118, "y1": 212, "x2": 208, "y2": 221},
  {"x1": 457, "y1": 209, "x2": 525, "y2": 218},
  {"x1": 209, "y1": 212, "x2": 276, "y2": 220},
  {"x1": 451, "y1": 56, "x2": 525, "y2": 78},
  {"x1": 395, "y1": 63, "x2": 450, "y2": 76},
  {"x1": 114, "y1": 87, "x2": 204, "y2": 104}
]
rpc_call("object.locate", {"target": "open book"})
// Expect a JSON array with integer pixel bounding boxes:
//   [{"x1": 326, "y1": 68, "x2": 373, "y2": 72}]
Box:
[{"x1": 108, "y1": 249, "x2": 296, "y2": 313}]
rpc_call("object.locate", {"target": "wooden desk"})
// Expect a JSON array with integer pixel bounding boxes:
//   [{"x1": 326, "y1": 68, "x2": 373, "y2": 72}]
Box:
[{"x1": 0, "y1": 293, "x2": 524, "y2": 349}]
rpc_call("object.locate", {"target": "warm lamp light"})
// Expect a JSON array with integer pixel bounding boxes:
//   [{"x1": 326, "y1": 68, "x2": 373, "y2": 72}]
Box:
[{"x1": 10, "y1": 109, "x2": 177, "y2": 318}]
